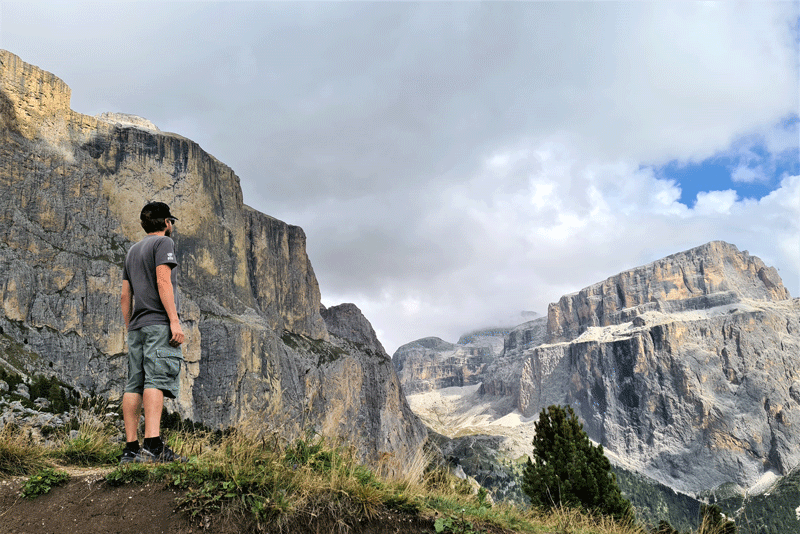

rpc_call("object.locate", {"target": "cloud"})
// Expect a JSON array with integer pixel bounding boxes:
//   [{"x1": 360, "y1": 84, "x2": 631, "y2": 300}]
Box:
[
  {"x1": 693, "y1": 190, "x2": 740, "y2": 214},
  {"x1": 730, "y1": 166, "x2": 765, "y2": 184},
  {"x1": 725, "y1": 118, "x2": 800, "y2": 185},
  {"x1": 313, "y1": 133, "x2": 798, "y2": 353}
]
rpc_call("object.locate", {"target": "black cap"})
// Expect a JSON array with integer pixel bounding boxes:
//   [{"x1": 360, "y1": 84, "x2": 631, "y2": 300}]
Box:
[{"x1": 141, "y1": 201, "x2": 177, "y2": 221}]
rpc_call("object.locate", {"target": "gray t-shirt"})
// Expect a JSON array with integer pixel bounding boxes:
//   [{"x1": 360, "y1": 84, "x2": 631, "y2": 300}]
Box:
[{"x1": 122, "y1": 235, "x2": 179, "y2": 331}]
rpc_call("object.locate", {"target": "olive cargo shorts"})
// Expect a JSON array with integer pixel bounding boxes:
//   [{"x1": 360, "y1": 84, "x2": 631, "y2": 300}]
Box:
[{"x1": 125, "y1": 324, "x2": 183, "y2": 399}]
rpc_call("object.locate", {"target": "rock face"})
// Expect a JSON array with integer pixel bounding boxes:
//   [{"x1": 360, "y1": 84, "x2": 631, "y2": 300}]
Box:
[
  {"x1": 479, "y1": 318, "x2": 547, "y2": 398},
  {"x1": 393, "y1": 330, "x2": 506, "y2": 395},
  {"x1": 0, "y1": 50, "x2": 426, "y2": 467},
  {"x1": 545, "y1": 240, "x2": 790, "y2": 343},
  {"x1": 519, "y1": 241, "x2": 799, "y2": 493}
]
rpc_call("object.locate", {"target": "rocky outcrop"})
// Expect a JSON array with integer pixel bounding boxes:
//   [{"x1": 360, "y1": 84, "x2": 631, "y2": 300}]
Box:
[
  {"x1": 320, "y1": 303, "x2": 385, "y2": 355},
  {"x1": 395, "y1": 240, "x2": 799, "y2": 496},
  {"x1": 318, "y1": 304, "x2": 426, "y2": 463},
  {"x1": 0, "y1": 50, "x2": 425, "y2": 468},
  {"x1": 519, "y1": 242, "x2": 800, "y2": 493},
  {"x1": 479, "y1": 318, "x2": 547, "y2": 398},
  {"x1": 392, "y1": 319, "x2": 545, "y2": 400},
  {"x1": 546, "y1": 241, "x2": 789, "y2": 343},
  {"x1": 393, "y1": 330, "x2": 506, "y2": 395}
]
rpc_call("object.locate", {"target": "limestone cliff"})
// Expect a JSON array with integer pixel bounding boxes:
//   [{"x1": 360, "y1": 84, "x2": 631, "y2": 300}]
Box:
[
  {"x1": 479, "y1": 318, "x2": 547, "y2": 398},
  {"x1": 0, "y1": 50, "x2": 426, "y2": 467},
  {"x1": 519, "y1": 242, "x2": 799, "y2": 493},
  {"x1": 546, "y1": 240, "x2": 789, "y2": 343},
  {"x1": 393, "y1": 330, "x2": 505, "y2": 395}
]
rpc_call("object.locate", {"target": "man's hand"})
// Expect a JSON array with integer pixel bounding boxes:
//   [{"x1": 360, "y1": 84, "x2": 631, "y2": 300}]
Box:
[{"x1": 169, "y1": 320, "x2": 184, "y2": 347}]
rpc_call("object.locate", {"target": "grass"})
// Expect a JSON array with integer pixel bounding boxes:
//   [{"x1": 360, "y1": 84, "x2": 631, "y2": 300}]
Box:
[
  {"x1": 0, "y1": 417, "x2": 736, "y2": 534},
  {"x1": 0, "y1": 424, "x2": 51, "y2": 476}
]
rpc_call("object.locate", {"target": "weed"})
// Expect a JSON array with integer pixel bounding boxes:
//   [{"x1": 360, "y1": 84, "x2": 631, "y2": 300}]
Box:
[
  {"x1": 105, "y1": 463, "x2": 150, "y2": 486},
  {"x1": 21, "y1": 467, "x2": 70, "y2": 499},
  {"x1": 434, "y1": 511, "x2": 484, "y2": 534}
]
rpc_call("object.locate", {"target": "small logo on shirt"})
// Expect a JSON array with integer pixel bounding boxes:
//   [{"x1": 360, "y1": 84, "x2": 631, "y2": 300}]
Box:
[{"x1": 167, "y1": 253, "x2": 175, "y2": 261}]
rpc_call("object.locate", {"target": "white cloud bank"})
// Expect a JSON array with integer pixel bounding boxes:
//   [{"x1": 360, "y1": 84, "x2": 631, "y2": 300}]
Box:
[{"x1": 318, "y1": 141, "x2": 799, "y2": 354}]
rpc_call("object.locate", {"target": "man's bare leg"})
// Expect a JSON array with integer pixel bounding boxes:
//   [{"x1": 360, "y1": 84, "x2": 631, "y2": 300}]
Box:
[
  {"x1": 122, "y1": 392, "x2": 143, "y2": 443},
  {"x1": 143, "y1": 388, "x2": 164, "y2": 439}
]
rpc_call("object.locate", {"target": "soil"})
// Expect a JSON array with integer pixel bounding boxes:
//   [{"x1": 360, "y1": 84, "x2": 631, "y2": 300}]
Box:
[{"x1": 0, "y1": 467, "x2": 453, "y2": 534}]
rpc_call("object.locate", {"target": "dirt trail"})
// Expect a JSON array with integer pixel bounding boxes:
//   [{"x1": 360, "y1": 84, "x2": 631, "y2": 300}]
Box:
[
  {"x1": 0, "y1": 469, "x2": 443, "y2": 534},
  {"x1": 0, "y1": 469, "x2": 199, "y2": 534}
]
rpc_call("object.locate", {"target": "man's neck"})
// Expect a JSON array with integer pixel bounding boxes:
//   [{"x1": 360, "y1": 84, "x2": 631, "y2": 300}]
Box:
[{"x1": 147, "y1": 230, "x2": 167, "y2": 237}]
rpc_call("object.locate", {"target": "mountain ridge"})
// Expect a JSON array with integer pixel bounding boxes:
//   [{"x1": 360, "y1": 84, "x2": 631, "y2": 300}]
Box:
[{"x1": 395, "y1": 240, "x2": 799, "y2": 497}]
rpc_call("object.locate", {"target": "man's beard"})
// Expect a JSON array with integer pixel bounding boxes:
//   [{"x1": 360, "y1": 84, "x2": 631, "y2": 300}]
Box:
[{"x1": 165, "y1": 227, "x2": 172, "y2": 237}]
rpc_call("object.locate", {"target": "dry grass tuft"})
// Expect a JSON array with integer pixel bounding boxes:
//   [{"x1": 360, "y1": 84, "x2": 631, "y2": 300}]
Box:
[{"x1": 0, "y1": 424, "x2": 51, "y2": 477}]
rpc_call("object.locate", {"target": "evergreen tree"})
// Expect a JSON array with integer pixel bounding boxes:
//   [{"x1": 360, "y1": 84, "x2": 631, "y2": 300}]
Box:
[{"x1": 521, "y1": 404, "x2": 633, "y2": 522}]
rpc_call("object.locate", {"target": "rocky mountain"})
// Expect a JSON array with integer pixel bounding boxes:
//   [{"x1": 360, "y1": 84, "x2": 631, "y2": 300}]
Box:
[
  {"x1": 522, "y1": 241, "x2": 799, "y2": 495},
  {"x1": 0, "y1": 50, "x2": 426, "y2": 469},
  {"x1": 394, "y1": 241, "x2": 800, "y2": 498},
  {"x1": 393, "y1": 329, "x2": 506, "y2": 395}
]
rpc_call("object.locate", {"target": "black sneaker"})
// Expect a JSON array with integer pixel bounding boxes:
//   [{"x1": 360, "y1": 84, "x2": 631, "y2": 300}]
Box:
[
  {"x1": 138, "y1": 444, "x2": 187, "y2": 463},
  {"x1": 119, "y1": 448, "x2": 140, "y2": 464}
]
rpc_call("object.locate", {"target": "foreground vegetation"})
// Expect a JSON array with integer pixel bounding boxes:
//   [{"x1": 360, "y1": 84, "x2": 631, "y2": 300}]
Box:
[{"x1": 0, "y1": 408, "x2": 742, "y2": 534}]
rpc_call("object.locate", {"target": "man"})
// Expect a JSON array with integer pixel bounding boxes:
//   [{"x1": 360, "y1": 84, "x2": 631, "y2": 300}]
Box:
[{"x1": 119, "y1": 201, "x2": 186, "y2": 463}]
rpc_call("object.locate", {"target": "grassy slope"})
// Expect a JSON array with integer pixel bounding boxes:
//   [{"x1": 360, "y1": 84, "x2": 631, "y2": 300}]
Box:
[{"x1": 0, "y1": 412, "x2": 657, "y2": 534}]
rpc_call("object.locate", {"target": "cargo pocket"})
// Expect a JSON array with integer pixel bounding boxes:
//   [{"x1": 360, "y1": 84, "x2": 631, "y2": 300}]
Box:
[{"x1": 155, "y1": 348, "x2": 183, "y2": 382}]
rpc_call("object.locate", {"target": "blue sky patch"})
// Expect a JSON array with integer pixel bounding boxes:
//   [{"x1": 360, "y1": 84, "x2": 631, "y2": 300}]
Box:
[{"x1": 653, "y1": 115, "x2": 799, "y2": 207}]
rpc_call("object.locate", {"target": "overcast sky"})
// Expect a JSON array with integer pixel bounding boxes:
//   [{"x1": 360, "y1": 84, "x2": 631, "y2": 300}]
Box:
[{"x1": 2, "y1": 1, "x2": 798, "y2": 354}]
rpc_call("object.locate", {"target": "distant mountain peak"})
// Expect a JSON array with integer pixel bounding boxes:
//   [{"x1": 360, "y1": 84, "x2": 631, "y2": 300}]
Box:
[{"x1": 547, "y1": 240, "x2": 790, "y2": 343}]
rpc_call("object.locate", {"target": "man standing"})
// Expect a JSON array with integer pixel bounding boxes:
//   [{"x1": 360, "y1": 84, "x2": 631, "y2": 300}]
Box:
[{"x1": 119, "y1": 201, "x2": 186, "y2": 463}]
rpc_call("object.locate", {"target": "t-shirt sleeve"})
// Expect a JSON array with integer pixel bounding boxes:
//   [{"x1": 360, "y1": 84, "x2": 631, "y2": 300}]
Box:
[{"x1": 154, "y1": 237, "x2": 178, "y2": 267}]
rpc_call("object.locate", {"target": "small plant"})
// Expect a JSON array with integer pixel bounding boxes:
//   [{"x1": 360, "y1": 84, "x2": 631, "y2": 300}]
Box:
[
  {"x1": 476, "y1": 487, "x2": 491, "y2": 509},
  {"x1": 105, "y1": 463, "x2": 151, "y2": 486},
  {"x1": 21, "y1": 467, "x2": 70, "y2": 498},
  {"x1": 434, "y1": 511, "x2": 484, "y2": 534}
]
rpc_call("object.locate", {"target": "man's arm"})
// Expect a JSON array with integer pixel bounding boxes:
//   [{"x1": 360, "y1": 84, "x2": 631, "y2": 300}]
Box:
[
  {"x1": 156, "y1": 264, "x2": 184, "y2": 346},
  {"x1": 120, "y1": 280, "x2": 133, "y2": 330}
]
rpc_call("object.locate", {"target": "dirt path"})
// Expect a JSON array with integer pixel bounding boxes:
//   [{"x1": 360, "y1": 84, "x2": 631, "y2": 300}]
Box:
[
  {"x1": 0, "y1": 469, "x2": 443, "y2": 534},
  {"x1": 0, "y1": 469, "x2": 203, "y2": 534}
]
